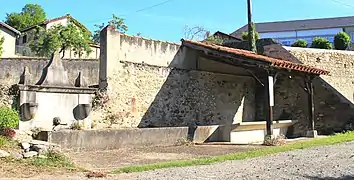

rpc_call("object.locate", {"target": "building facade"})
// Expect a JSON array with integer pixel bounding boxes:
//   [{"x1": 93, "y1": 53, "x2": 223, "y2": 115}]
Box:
[
  {"x1": 231, "y1": 16, "x2": 354, "y2": 47},
  {"x1": 0, "y1": 22, "x2": 20, "y2": 57}
]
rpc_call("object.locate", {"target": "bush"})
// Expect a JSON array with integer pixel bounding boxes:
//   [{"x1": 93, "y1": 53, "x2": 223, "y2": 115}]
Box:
[
  {"x1": 310, "y1": 37, "x2": 333, "y2": 49},
  {"x1": 0, "y1": 36, "x2": 4, "y2": 57},
  {"x1": 334, "y1": 32, "x2": 351, "y2": 50},
  {"x1": 0, "y1": 106, "x2": 20, "y2": 129},
  {"x1": 241, "y1": 30, "x2": 260, "y2": 41},
  {"x1": 291, "y1": 39, "x2": 308, "y2": 48}
]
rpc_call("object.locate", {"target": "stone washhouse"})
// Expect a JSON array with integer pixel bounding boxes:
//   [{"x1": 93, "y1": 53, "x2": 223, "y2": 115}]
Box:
[
  {"x1": 15, "y1": 51, "x2": 96, "y2": 131},
  {"x1": 179, "y1": 39, "x2": 330, "y2": 141}
]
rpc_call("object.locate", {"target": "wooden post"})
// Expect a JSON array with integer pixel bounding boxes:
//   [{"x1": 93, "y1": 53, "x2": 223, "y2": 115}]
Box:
[
  {"x1": 306, "y1": 75, "x2": 317, "y2": 137},
  {"x1": 264, "y1": 73, "x2": 274, "y2": 136}
]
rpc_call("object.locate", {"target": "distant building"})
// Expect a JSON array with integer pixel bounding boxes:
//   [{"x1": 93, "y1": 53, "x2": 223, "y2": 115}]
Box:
[
  {"x1": 17, "y1": 14, "x2": 100, "y2": 59},
  {"x1": 0, "y1": 22, "x2": 21, "y2": 57},
  {"x1": 231, "y1": 16, "x2": 354, "y2": 47}
]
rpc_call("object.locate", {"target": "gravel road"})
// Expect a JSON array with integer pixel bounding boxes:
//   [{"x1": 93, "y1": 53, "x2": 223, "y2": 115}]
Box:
[
  {"x1": 121, "y1": 142, "x2": 354, "y2": 180},
  {"x1": 12, "y1": 142, "x2": 354, "y2": 180}
]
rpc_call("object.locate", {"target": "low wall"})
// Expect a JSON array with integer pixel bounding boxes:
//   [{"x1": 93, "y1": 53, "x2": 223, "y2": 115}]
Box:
[{"x1": 47, "y1": 126, "x2": 220, "y2": 150}]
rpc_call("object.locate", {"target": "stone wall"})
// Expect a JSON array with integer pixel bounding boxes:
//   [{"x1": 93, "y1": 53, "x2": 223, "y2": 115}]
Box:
[
  {"x1": 262, "y1": 45, "x2": 354, "y2": 136},
  {"x1": 285, "y1": 47, "x2": 354, "y2": 104},
  {"x1": 95, "y1": 61, "x2": 256, "y2": 128},
  {"x1": 0, "y1": 57, "x2": 99, "y2": 107},
  {"x1": 95, "y1": 26, "x2": 256, "y2": 128}
]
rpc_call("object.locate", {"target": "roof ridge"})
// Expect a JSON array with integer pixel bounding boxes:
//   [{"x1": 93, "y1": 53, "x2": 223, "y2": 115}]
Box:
[{"x1": 181, "y1": 39, "x2": 329, "y2": 75}]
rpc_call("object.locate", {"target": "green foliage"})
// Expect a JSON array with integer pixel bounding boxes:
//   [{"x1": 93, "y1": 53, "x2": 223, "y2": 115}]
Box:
[
  {"x1": 5, "y1": 4, "x2": 46, "y2": 30},
  {"x1": 0, "y1": 136, "x2": 11, "y2": 147},
  {"x1": 241, "y1": 29, "x2": 260, "y2": 41},
  {"x1": 29, "y1": 23, "x2": 92, "y2": 57},
  {"x1": 291, "y1": 39, "x2": 308, "y2": 48},
  {"x1": 30, "y1": 151, "x2": 74, "y2": 168},
  {"x1": 334, "y1": 32, "x2": 351, "y2": 50},
  {"x1": 92, "y1": 14, "x2": 128, "y2": 43},
  {"x1": 0, "y1": 36, "x2": 4, "y2": 57},
  {"x1": 0, "y1": 136, "x2": 16, "y2": 147},
  {"x1": 310, "y1": 37, "x2": 333, "y2": 49},
  {"x1": 0, "y1": 106, "x2": 19, "y2": 129},
  {"x1": 204, "y1": 36, "x2": 224, "y2": 44}
]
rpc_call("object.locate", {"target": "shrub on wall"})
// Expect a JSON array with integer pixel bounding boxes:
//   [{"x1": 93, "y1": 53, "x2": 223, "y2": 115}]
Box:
[
  {"x1": 291, "y1": 39, "x2": 308, "y2": 48},
  {"x1": 0, "y1": 106, "x2": 20, "y2": 129},
  {"x1": 310, "y1": 37, "x2": 333, "y2": 49},
  {"x1": 334, "y1": 32, "x2": 351, "y2": 50},
  {"x1": 0, "y1": 36, "x2": 4, "y2": 57},
  {"x1": 241, "y1": 30, "x2": 260, "y2": 41}
]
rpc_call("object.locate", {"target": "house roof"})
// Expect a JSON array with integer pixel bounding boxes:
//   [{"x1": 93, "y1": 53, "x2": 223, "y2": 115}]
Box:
[
  {"x1": 181, "y1": 39, "x2": 329, "y2": 75},
  {"x1": 0, "y1": 22, "x2": 21, "y2": 35},
  {"x1": 231, "y1": 16, "x2": 354, "y2": 35},
  {"x1": 213, "y1": 31, "x2": 242, "y2": 41},
  {"x1": 20, "y1": 14, "x2": 90, "y2": 34}
]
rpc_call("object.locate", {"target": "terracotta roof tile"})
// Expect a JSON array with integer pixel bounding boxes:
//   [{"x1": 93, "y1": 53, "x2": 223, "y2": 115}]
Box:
[{"x1": 181, "y1": 39, "x2": 329, "y2": 75}]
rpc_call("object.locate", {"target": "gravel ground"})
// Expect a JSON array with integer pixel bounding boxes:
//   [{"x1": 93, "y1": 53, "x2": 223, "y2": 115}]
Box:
[
  {"x1": 122, "y1": 142, "x2": 354, "y2": 180},
  {"x1": 8, "y1": 142, "x2": 354, "y2": 180}
]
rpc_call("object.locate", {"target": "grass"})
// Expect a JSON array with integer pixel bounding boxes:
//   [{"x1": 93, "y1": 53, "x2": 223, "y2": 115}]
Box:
[
  {"x1": 112, "y1": 131, "x2": 354, "y2": 174},
  {"x1": 0, "y1": 136, "x2": 16, "y2": 148},
  {"x1": 30, "y1": 151, "x2": 75, "y2": 169}
]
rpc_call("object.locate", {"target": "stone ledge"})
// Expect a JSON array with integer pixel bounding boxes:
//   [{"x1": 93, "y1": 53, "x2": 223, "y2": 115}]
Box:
[{"x1": 16, "y1": 84, "x2": 97, "y2": 94}]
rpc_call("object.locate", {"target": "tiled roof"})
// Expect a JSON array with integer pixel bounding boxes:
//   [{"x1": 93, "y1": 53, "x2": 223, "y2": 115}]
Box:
[
  {"x1": 0, "y1": 22, "x2": 21, "y2": 35},
  {"x1": 181, "y1": 39, "x2": 329, "y2": 75},
  {"x1": 232, "y1": 15, "x2": 354, "y2": 35}
]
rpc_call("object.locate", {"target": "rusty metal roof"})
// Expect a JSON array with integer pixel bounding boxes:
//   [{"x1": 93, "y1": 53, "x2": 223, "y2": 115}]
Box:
[{"x1": 181, "y1": 39, "x2": 330, "y2": 75}]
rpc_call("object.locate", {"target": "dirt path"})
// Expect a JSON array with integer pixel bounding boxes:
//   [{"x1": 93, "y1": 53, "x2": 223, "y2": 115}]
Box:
[{"x1": 64, "y1": 144, "x2": 263, "y2": 171}]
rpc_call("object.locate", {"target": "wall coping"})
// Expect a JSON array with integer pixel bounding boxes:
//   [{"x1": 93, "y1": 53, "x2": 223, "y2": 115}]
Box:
[
  {"x1": 120, "y1": 33, "x2": 181, "y2": 47},
  {"x1": 284, "y1": 46, "x2": 354, "y2": 55},
  {"x1": 0, "y1": 57, "x2": 98, "y2": 61}
]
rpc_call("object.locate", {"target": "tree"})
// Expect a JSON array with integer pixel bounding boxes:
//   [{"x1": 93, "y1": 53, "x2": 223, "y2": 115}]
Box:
[
  {"x1": 29, "y1": 23, "x2": 92, "y2": 57},
  {"x1": 183, "y1": 25, "x2": 223, "y2": 44},
  {"x1": 291, "y1": 39, "x2": 308, "y2": 48},
  {"x1": 0, "y1": 36, "x2": 4, "y2": 57},
  {"x1": 184, "y1": 25, "x2": 209, "y2": 41},
  {"x1": 334, "y1": 32, "x2": 351, "y2": 50},
  {"x1": 92, "y1": 14, "x2": 128, "y2": 43},
  {"x1": 310, "y1": 37, "x2": 332, "y2": 49},
  {"x1": 241, "y1": 29, "x2": 260, "y2": 41},
  {"x1": 5, "y1": 4, "x2": 46, "y2": 30}
]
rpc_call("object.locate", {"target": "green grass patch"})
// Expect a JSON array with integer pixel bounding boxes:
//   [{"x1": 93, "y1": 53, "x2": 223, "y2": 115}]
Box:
[
  {"x1": 0, "y1": 136, "x2": 17, "y2": 148},
  {"x1": 30, "y1": 151, "x2": 75, "y2": 169},
  {"x1": 112, "y1": 131, "x2": 354, "y2": 174}
]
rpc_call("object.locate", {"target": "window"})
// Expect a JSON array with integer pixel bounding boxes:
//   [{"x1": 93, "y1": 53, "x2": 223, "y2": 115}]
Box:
[
  {"x1": 326, "y1": 36, "x2": 334, "y2": 43},
  {"x1": 22, "y1": 35, "x2": 27, "y2": 44},
  {"x1": 280, "y1": 40, "x2": 291, "y2": 46}
]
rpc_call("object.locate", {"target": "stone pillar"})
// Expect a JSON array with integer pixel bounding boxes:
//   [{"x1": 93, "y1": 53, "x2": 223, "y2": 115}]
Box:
[{"x1": 99, "y1": 25, "x2": 121, "y2": 91}]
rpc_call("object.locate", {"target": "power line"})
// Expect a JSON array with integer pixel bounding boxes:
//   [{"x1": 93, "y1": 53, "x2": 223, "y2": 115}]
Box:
[
  {"x1": 85, "y1": 0, "x2": 175, "y2": 24},
  {"x1": 329, "y1": 0, "x2": 354, "y2": 9}
]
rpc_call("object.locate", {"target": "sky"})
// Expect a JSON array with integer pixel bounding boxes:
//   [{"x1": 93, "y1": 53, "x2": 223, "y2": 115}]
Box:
[{"x1": 1, "y1": 0, "x2": 354, "y2": 43}]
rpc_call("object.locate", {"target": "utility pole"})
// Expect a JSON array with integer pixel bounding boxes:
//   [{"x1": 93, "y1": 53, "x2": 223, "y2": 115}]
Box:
[{"x1": 247, "y1": 0, "x2": 257, "y2": 53}]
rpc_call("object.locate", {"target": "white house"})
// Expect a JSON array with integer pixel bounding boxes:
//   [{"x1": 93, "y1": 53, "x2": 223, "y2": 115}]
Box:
[
  {"x1": 0, "y1": 22, "x2": 21, "y2": 57},
  {"x1": 17, "y1": 14, "x2": 100, "y2": 59},
  {"x1": 231, "y1": 16, "x2": 354, "y2": 47}
]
